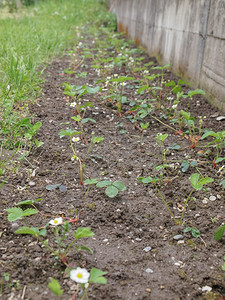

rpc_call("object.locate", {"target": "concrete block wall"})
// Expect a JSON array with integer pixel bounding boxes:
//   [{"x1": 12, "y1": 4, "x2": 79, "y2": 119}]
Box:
[{"x1": 111, "y1": 0, "x2": 225, "y2": 111}]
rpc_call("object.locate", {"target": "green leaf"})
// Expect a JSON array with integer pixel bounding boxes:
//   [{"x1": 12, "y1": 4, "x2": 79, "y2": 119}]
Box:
[
  {"x1": 183, "y1": 227, "x2": 192, "y2": 233},
  {"x1": 179, "y1": 110, "x2": 190, "y2": 121},
  {"x1": 190, "y1": 173, "x2": 200, "y2": 190},
  {"x1": 16, "y1": 200, "x2": 34, "y2": 205},
  {"x1": 34, "y1": 139, "x2": 44, "y2": 148},
  {"x1": 112, "y1": 181, "x2": 126, "y2": 191},
  {"x1": 89, "y1": 268, "x2": 108, "y2": 285},
  {"x1": 91, "y1": 136, "x2": 104, "y2": 144},
  {"x1": 22, "y1": 208, "x2": 38, "y2": 217},
  {"x1": 220, "y1": 179, "x2": 225, "y2": 189},
  {"x1": 79, "y1": 245, "x2": 93, "y2": 254},
  {"x1": 86, "y1": 86, "x2": 100, "y2": 94},
  {"x1": 140, "y1": 122, "x2": 149, "y2": 130},
  {"x1": 181, "y1": 161, "x2": 189, "y2": 172},
  {"x1": 155, "y1": 164, "x2": 169, "y2": 171},
  {"x1": 96, "y1": 180, "x2": 111, "y2": 188},
  {"x1": 82, "y1": 118, "x2": 96, "y2": 124},
  {"x1": 119, "y1": 130, "x2": 127, "y2": 134},
  {"x1": 121, "y1": 96, "x2": 128, "y2": 103},
  {"x1": 187, "y1": 89, "x2": 205, "y2": 98},
  {"x1": 138, "y1": 176, "x2": 153, "y2": 184},
  {"x1": 168, "y1": 143, "x2": 181, "y2": 150},
  {"x1": 74, "y1": 227, "x2": 94, "y2": 240},
  {"x1": 17, "y1": 198, "x2": 42, "y2": 206},
  {"x1": 84, "y1": 178, "x2": 99, "y2": 185},
  {"x1": 215, "y1": 157, "x2": 225, "y2": 163},
  {"x1": 222, "y1": 263, "x2": 225, "y2": 271},
  {"x1": 105, "y1": 185, "x2": 118, "y2": 198},
  {"x1": 197, "y1": 177, "x2": 213, "y2": 186},
  {"x1": 48, "y1": 278, "x2": 63, "y2": 296},
  {"x1": 190, "y1": 161, "x2": 198, "y2": 167},
  {"x1": 15, "y1": 226, "x2": 39, "y2": 237},
  {"x1": 59, "y1": 129, "x2": 82, "y2": 137},
  {"x1": 201, "y1": 130, "x2": 216, "y2": 140},
  {"x1": 6, "y1": 207, "x2": 23, "y2": 222},
  {"x1": 71, "y1": 115, "x2": 81, "y2": 122},
  {"x1": 137, "y1": 85, "x2": 148, "y2": 94},
  {"x1": 84, "y1": 102, "x2": 94, "y2": 108},
  {"x1": 191, "y1": 228, "x2": 200, "y2": 238},
  {"x1": 156, "y1": 133, "x2": 168, "y2": 142},
  {"x1": 39, "y1": 228, "x2": 47, "y2": 236},
  {"x1": 214, "y1": 224, "x2": 225, "y2": 241},
  {"x1": 165, "y1": 80, "x2": 175, "y2": 87},
  {"x1": 24, "y1": 122, "x2": 42, "y2": 139}
]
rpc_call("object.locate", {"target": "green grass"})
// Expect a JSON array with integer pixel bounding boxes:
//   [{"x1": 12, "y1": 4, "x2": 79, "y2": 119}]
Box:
[{"x1": 0, "y1": 0, "x2": 114, "y2": 176}]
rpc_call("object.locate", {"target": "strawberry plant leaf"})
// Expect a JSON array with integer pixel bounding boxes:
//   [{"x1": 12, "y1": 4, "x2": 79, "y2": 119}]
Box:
[
  {"x1": 73, "y1": 227, "x2": 94, "y2": 240},
  {"x1": 22, "y1": 208, "x2": 38, "y2": 217},
  {"x1": 48, "y1": 278, "x2": 63, "y2": 296},
  {"x1": 6, "y1": 207, "x2": 23, "y2": 222},
  {"x1": 105, "y1": 185, "x2": 118, "y2": 198},
  {"x1": 89, "y1": 268, "x2": 108, "y2": 284},
  {"x1": 96, "y1": 180, "x2": 111, "y2": 188},
  {"x1": 15, "y1": 226, "x2": 39, "y2": 237},
  {"x1": 214, "y1": 224, "x2": 225, "y2": 241},
  {"x1": 112, "y1": 181, "x2": 126, "y2": 191},
  {"x1": 84, "y1": 178, "x2": 99, "y2": 185}
]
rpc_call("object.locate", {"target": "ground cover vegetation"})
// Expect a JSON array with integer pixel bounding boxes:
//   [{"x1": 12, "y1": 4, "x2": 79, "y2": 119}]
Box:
[{"x1": 0, "y1": 0, "x2": 225, "y2": 299}]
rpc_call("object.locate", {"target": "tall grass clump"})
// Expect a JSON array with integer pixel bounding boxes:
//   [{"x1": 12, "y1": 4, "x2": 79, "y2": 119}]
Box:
[{"x1": 0, "y1": 0, "x2": 113, "y2": 177}]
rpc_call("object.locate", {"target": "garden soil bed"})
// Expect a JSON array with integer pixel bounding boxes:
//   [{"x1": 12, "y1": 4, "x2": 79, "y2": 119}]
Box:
[{"x1": 1, "y1": 30, "x2": 225, "y2": 300}]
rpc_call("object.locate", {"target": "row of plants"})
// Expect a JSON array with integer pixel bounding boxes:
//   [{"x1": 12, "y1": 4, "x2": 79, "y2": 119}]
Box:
[
  {"x1": 0, "y1": 0, "x2": 115, "y2": 177},
  {"x1": 1, "y1": 1, "x2": 118, "y2": 298},
  {"x1": 56, "y1": 19, "x2": 225, "y2": 260}
]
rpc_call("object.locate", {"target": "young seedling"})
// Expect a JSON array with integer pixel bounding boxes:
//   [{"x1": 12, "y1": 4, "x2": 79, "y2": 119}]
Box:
[
  {"x1": 183, "y1": 226, "x2": 200, "y2": 238},
  {"x1": 59, "y1": 129, "x2": 104, "y2": 185},
  {"x1": 201, "y1": 130, "x2": 225, "y2": 161},
  {"x1": 178, "y1": 110, "x2": 202, "y2": 148},
  {"x1": 138, "y1": 173, "x2": 213, "y2": 225},
  {"x1": 156, "y1": 133, "x2": 168, "y2": 162},
  {"x1": 222, "y1": 256, "x2": 225, "y2": 271},
  {"x1": 96, "y1": 179, "x2": 126, "y2": 198},
  {"x1": 6, "y1": 205, "x2": 95, "y2": 266},
  {"x1": 140, "y1": 122, "x2": 149, "y2": 146},
  {"x1": 180, "y1": 173, "x2": 214, "y2": 224},
  {"x1": 183, "y1": 226, "x2": 207, "y2": 246},
  {"x1": 107, "y1": 76, "x2": 134, "y2": 116},
  {"x1": 182, "y1": 88, "x2": 205, "y2": 111},
  {"x1": 84, "y1": 178, "x2": 126, "y2": 198}
]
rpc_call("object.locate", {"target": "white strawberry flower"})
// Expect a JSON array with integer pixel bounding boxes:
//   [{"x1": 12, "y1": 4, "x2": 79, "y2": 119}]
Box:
[
  {"x1": 72, "y1": 137, "x2": 80, "y2": 143},
  {"x1": 70, "y1": 267, "x2": 90, "y2": 284},
  {"x1": 49, "y1": 217, "x2": 63, "y2": 226}
]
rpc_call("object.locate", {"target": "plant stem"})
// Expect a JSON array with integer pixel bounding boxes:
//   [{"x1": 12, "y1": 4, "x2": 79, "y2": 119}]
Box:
[
  {"x1": 154, "y1": 184, "x2": 178, "y2": 225},
  {"x1": 179, "y1": 189, "x2": 194, "y2": 224},
  {"x1": 55, "y1": 227, "x2": 61, "y2": 257},
  {"x1": 151, "y1": 115, "x2": 176, "y2": 132},
  {"x1": 36, "y1": 235, "x2": 58, "y2": 257},
  {"x1": 81, "y1": 285, "x2": 89, "y2": 300}
]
